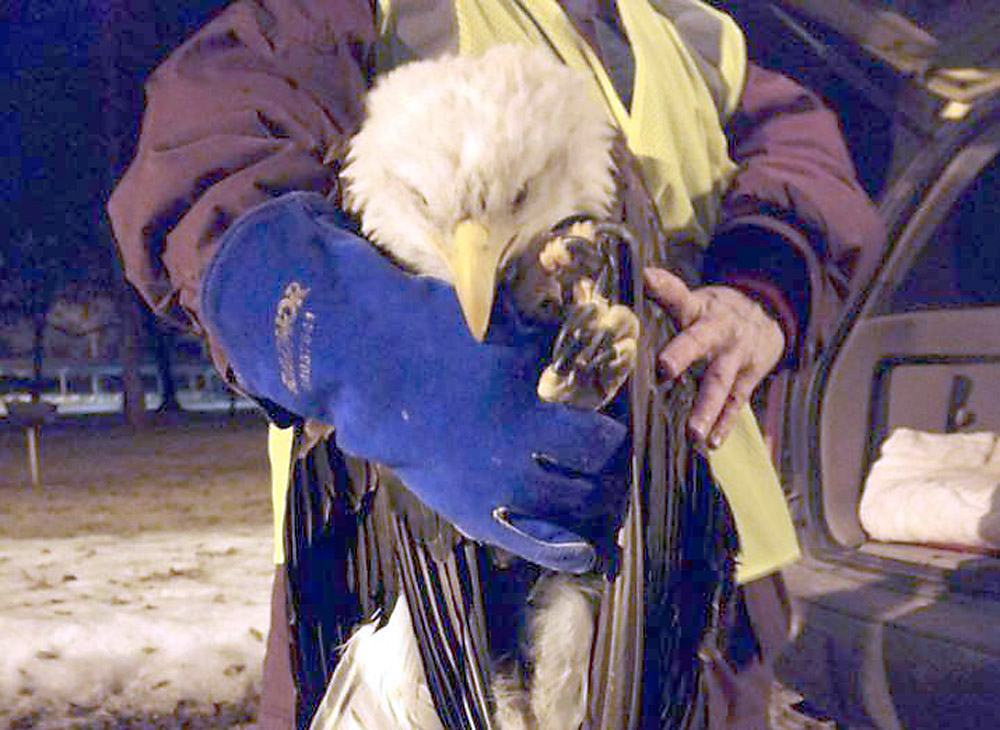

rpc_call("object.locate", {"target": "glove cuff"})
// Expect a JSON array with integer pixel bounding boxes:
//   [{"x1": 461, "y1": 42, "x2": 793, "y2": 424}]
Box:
[{"x1": 200, "y1": 192, "x2": 365, "y2": 419}]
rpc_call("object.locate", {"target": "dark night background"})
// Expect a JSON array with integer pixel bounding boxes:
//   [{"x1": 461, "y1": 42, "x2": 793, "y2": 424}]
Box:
[
  {"x1": 1, "y1": 0, "x2": 230, "y2": 283},
  {"x1": 1, "y1": 1, "x2": 233, "y2": 416}
]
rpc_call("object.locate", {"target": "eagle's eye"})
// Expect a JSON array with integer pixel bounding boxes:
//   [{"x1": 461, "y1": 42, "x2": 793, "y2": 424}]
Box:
[
  {"x1": 401, "y1": 181, "x2": 430, "y2": 209},
  {"x1": 512, "y1": 184, "x2": 529, "y2": 212}
]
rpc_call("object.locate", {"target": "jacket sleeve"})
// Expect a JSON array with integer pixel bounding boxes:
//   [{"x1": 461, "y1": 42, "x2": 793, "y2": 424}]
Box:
[
  {"x1": 107, "y1": 0, "x2": 377, "y2": 371},
  {"x1": 705, "y1": 63, "x2": 885, "y2": 366}
]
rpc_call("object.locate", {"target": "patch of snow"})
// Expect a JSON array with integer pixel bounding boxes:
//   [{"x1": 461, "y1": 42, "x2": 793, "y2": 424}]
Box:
[{"x1": 0, "y1": 527, "x2": 273, "y2": 727}]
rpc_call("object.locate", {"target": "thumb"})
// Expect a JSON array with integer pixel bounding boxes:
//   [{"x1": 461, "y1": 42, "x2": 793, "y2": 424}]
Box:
[{"x1": 643, "y1": 268, "x2": 700, "y2": 326}]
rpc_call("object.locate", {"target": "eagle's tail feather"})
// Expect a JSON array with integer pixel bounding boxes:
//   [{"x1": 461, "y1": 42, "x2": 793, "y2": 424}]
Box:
[
  {"x1": 528, "y1": 574, "x2": 602, "y2": 730},
  {"x1": 309, "y1": 595, "x2": 445, "y2": 730}
]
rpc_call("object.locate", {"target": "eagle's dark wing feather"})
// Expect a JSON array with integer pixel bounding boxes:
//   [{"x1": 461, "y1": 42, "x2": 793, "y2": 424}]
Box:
[
  {"x1": 283, "y1": 435, "x2": 398, "y2": 728},
  {"x1": 283, "y1": 331, "x2": 737, "y2": 730},
  {"x1": 585, "y1": 141, "x2": 738, "y2": 730},
  {"x1": 284, "y1": 436, "x2": 502, "y2": 730},
  {"x1": 387, "y1": 480, "x2": 497, "y2": 730}
]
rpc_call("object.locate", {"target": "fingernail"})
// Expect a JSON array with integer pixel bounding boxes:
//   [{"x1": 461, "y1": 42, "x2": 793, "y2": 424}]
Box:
[
  {"x1": 708, "y1": 432, "x2": 722, "y2": 449},
  {"x1": 691, "y1": 436, "x2": 710, "y2": 457},
  {"x1": 657, "y1": 357, "x2": 675, "y2": 381}
]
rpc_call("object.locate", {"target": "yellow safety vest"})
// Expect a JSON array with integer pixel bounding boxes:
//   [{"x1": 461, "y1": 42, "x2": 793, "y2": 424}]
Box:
[{"x1": 270, "y1": 0, "x2": 800, "y2": 583}]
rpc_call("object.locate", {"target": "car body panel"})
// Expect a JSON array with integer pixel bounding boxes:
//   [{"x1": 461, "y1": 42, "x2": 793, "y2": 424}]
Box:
[
  {"x1": 782, "y1": 557, "x2": 1000, "y2": 730},
  {"x1": 713, "y1": 3, "x2": 1000, "y2": 727},
  {"x1": 778, "y1": 114, "x2": 1000, "y2": 727}
]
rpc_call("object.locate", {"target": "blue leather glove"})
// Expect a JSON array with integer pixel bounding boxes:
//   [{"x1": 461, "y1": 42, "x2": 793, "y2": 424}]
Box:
[{"x1": 201, "y1": 192, "x2": 629, "y2": 573}]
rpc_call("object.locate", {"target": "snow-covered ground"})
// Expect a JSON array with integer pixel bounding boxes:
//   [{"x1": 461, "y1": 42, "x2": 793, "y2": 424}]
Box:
[
  {"x1": 0, "y1": 411, "x2": 828, "y2": 730},
  {"x1": 0, "y1": 413, "x2": 274, "y2": 729},
  {"x1": 0, "y1": 529, "x2": 272, "y2": 727}
]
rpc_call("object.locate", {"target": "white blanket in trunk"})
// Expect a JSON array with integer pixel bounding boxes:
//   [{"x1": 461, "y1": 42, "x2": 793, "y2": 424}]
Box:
[{"x1": 859, "y1": 428, "x2": 1000, "y2": 549}]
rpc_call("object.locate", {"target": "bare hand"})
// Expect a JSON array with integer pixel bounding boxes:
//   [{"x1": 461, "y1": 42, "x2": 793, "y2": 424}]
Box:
[{"x1": 643, "y1": 268, "x2": 785, "y2": 448}]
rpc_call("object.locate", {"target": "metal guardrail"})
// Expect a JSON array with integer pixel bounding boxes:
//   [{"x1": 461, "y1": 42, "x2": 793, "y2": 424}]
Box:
[{"x1": 0, "y1": 361, "x2": 254, "y2": 416}]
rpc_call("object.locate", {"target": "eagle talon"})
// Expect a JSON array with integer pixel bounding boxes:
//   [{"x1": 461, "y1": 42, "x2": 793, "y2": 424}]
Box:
[
  {"x1": 502, "y1": 218, "x2": 633, "y2": 336},
  {"x1": 538, "y1": 293, "x2": 639, "y2": 409},
  {"x1": 520, "y1": 219, "x2": 640, "y2": 410}
]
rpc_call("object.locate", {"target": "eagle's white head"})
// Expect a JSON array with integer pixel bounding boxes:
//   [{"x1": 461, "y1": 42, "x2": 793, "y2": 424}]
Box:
[{"x1": 342, "y1": 44, "x2": 617, "y2": 339}]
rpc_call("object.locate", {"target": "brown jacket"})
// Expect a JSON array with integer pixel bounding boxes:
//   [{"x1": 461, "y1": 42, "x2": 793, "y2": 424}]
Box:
[{"x1": 107, "y1": 0, "x2": 883, "y2": 376}]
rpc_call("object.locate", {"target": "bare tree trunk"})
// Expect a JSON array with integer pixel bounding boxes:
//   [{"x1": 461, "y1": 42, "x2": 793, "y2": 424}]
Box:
[
  {"x1": 97, "y1": 0, "x2": 155, "y2": 427},
  {"x1": 31, "y1": 314, "x2": 45, "y2": 404},
  {"x1": 148, "y1": 311, "x2": 181, "y2": 413},
  {"x1": 118, "y1": 285, "x2": 148, "y2": 424}
]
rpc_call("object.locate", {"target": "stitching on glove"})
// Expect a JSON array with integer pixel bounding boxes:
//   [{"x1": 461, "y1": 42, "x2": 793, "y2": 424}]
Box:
[{"x1": 491, "y1": 506, "x2": 591, "y2": 551}]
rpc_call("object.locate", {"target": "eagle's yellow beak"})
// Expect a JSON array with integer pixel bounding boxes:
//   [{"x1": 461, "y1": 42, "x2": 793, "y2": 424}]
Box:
[{"x1": 448, "y1": 220, "x2": 504, "y2": 341}]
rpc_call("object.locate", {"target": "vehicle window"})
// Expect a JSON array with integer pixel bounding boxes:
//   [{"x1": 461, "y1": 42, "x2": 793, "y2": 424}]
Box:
[{"x1": 891, "y1": 153, "x2": 1000, "y2": 312}]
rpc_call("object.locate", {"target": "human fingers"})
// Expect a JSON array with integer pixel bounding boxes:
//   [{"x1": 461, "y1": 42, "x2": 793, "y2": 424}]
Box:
[
  {"x1": 692, "y1": 287, "x2": 784, "y2": 446},
  {"x1": 655, "y1": 314, "x2": 729, "y2": 380},
  {"x1": 687, "y1": 348, "x2": 741, "y2": 445},
  {"x1": 643, "y1": 267, "x2": 701, "y2": 327},
  {"x1": 704, "y1": 366, "x2": 760, "y2": 447}
]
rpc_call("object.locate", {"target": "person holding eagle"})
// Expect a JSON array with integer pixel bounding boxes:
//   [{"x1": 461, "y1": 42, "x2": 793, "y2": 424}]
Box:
[{"x1": 108, "y1": 1, "x2": 883, "y2": 729}]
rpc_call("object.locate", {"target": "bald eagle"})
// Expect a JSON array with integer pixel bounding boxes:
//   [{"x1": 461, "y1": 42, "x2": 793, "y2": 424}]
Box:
[{"x1": 293, "y1": 44, "x2": 735, "y2": 730}]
